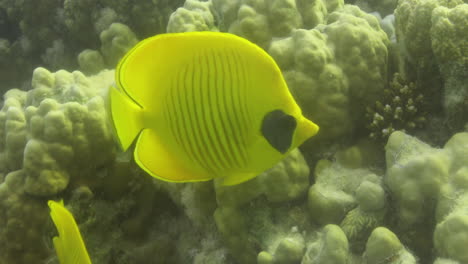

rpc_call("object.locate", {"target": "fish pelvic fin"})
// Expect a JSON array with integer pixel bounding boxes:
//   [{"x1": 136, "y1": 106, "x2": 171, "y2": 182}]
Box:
[{"x1": 221, "y1": 172, "x2": 258, "y2": 186}]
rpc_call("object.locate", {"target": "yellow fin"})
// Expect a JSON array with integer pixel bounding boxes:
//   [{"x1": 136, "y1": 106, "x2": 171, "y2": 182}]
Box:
[
  {"x1": 222, "y1": 172, "x2": 258, "y2": 186},
  {"x1": 48, "y1": 200, "x2": 92, "y2": 264},
  {"x1": 109, "y1": 85, "x2": 144, "y2": 151},
  {"x1": 134, "y1": 129, "x2": 213, "y2": 182}
]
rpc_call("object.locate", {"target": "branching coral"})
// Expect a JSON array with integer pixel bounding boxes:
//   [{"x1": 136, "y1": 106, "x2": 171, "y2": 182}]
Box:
[{"x1": 366, "y1": 73, "x2": 426, "y2": 141}]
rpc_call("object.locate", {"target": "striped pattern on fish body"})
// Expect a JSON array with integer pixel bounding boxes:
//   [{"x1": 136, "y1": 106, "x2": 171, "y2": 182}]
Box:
[
  {"x1": 109, "y1": 32, "x2": 319, "y2": 185},
  {"x1": 163, "y1": 48, "x2": 254, "y2": 177}
]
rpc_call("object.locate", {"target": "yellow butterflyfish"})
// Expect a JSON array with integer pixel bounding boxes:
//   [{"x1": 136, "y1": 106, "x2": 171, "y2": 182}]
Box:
[
  {"x1": 48, "y1": 200, "x2": 92, "y2": 264},
  {"x1": 109, "y1": 32, "x2": 319, "y2": 185}
]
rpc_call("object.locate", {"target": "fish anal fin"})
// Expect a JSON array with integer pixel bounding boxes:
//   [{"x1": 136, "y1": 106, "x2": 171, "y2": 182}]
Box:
[
  {"x1": 134, "y1": 129, "x2": 213, "y2": 182},
  {"x1": 222, "y1": 172, "x2": 258, "y2": 186}
]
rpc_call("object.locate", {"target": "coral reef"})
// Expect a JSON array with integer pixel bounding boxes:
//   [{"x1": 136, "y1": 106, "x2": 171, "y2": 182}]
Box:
[
  {"x1": 267, "y1": 4, "x2": 390, "y2": 157},
  {"x1": 0, "y1": 0, "x2": 184, "y2": 92},
  {"x1": 366, "y1": 73, "x2": 426, "y2": 142},
  {"x1": 78, "y1": 23, "x2": 139, "y2": 75},
  {"x1": 395, "y1": 0, "x2": 467, "y2": 134},
  {"x1": 385, "y1": 131, "x2": 468, "y2": 262},
  {"x1": 0, "y1": 68, "x2": 116, "y2": 196},
  {"x1": 431, "y1": 4, "x2": 468, "y2": 131},
  {"x1": 347, "y1": 0, "x2": 398, "y2": 16},
  {"x1": 0, "y1": 68, "x2": 115, "y2": 263},
  {"x1": 167, "y1": 0, "x2": 218, "y2": 33},
  {"x1": 0, "y1": 0, "x2": 467, "y2": 263}
]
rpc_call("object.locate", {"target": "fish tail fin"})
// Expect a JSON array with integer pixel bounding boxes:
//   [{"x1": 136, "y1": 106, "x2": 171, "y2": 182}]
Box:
[
  {"x1": 295, "y1": 117, "x2": 319, "y2": 146},
  {"x1": 109, "y1": 84, "x2": 144, "y2": 151},
  {"x1": 48, "y1": 200, "x2": 92, "y2": 264}
]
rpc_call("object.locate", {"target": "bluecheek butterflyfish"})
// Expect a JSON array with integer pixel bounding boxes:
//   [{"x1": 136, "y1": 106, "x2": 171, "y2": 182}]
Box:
[{"x1": 109, "y1": 32, "x2": 319, "y2": 185}]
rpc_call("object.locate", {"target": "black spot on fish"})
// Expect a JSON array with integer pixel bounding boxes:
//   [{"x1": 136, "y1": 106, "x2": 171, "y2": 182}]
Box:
[{"x1": 261, "y1": 110, "x2": 296, "y2": 154}]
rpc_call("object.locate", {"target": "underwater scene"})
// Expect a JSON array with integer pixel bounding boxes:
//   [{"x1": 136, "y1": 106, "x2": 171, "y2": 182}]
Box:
[{"x1": 0, "y1": 0, "x2": 467, "y2": 263}]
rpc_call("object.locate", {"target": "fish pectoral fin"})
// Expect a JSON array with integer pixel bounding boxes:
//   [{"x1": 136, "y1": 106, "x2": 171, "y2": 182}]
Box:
[
  {"x1": 222, "y1": 172, "x2": 258, "y2": 186},
  {"x1": 134, "y1": 129, "x2": 213, "y2": 182}
]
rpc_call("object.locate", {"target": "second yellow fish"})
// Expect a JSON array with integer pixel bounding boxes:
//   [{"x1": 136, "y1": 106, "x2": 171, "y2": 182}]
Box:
[{"x1": 109, "y1": 32, "x2": 319, "y2": 185}]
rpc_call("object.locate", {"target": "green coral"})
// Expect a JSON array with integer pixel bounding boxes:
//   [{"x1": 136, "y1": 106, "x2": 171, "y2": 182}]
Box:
[
  {"x1": 324, "y1": 5, "x2": 389, "y2": 120},
  {"x1": 354, "y1": 0, "x2": 398, "y2": 16},
  {"x1": 215, "y1": 149, "x2": 310, "y2": 207},
  {"x1": 386, "y1": 131, "x2": 449, "y2": 227},
  {"x1": 366, "y1": 73, "x2": 426, "y2": 141},
  {"x1": 269, "y1": 29, "x2": 352, "y2": 142},
  {"x1": 0, "y1": 68, "x2": 115, "y2": 263},
  {"x1": 77, "y1": 49, "x2": 106, "y2": 75},
  {"x1": 385, "y1": 131, "x2": 468, "y2": 262},
  {"x1": 0, "y1": 171, "x2": 50, "y2": 263},
  {"x1": 167, "y1": 0, "x2": 218, "y2": 33},
  {"x1": 205, "y1": 0, "x2": 344, "y2": 48},
  {"x1": 396, "y1": 0, "x2": 440, "y2": 62},
  {"x1": 435, "y1": 214, "x2": 468, "y2": 263},
  {"x1": 269, "y1": 5, "x2": 389, "y2": 155},
  {"x1": 307, "y1": 146, "x2": 385, "y2": 227},
  {"x1": 431, "y1": 4, "x2": 468, "y2": 130},
  {"x1": 272, "y1": 230, "x2": 305, "y2": 264},
  {"x1": 213, "y1": 149, "x2": 312, "y2": 263},
  {"x1": 0, "y1": 1, "x2": 466, "y2": 263},
  {"x1": 433, "y1": 133, "x2": 468, "y2": 263},
  {"x1": 431, "y1": 4, "x2": 468, "y2": 66},
  {"x1": 364, "y1": 227, "x2": 416, "y2": 263},
  {"x1": 340, "y1": 181, "x2": 386, "y2": 252},
  {"x1": 0, "y1": 0, "x2": 184, "y2": 91},
  {"x1": 77, "y1": 22, "x2": 138, "y2": 75},
  {"x1": 395, "y1": 0, "x2": 467, "y2": 134},
  {"x1": 302, "y1": 224, "x2": 350, "y2": 264},
  {"x1": 99, "y1": 23, "x2": 138, "y2": 68}
]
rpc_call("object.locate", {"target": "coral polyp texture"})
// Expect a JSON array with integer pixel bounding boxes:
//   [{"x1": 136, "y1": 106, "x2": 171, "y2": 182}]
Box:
[
  {"x1": 0, "y1": 68, "x2": 116, "y2": 263},
  {"x1": 395, "y1": 0, "x2": 467, "y2": 132},
  {"x1": 0, "y1": 0, "x2": 467, "y2": 263}
]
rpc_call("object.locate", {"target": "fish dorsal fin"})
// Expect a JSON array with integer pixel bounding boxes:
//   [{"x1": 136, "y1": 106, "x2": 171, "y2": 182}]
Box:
[{"x1": 115, "y1": 32, "x2": 286, "y2": 112}]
